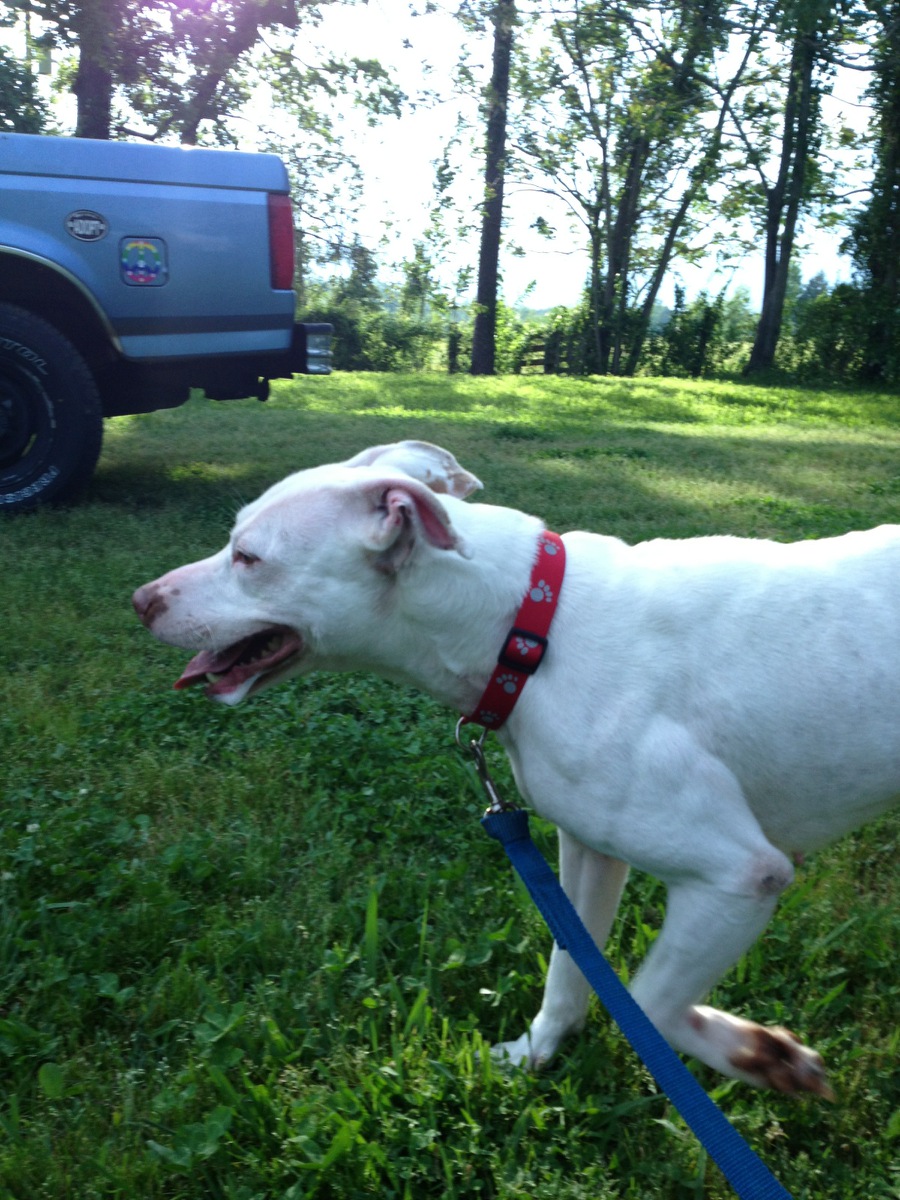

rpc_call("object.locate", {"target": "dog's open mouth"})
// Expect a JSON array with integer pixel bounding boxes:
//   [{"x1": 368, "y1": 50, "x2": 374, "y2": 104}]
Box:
[{"x1": 174, "y1": 626, "x2": 303, "y2": 703}]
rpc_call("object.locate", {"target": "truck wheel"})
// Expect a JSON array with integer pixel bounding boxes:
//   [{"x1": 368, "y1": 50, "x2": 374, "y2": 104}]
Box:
[{"x1": 0, "y1": 302, "x2": 103, "y2": 513}]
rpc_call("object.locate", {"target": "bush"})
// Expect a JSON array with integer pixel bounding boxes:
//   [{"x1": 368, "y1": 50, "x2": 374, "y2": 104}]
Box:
[
  {"x1": 494, "y1": 302, "x2": 533, "y2": 373},
  {"x1": 299, "y1": 306, "x2": 447, "y2": 372},
  {"x1": 788, "y1": 285, "x2": 873, "y2": 382},
  {"x1": 651, "y1": 288, "x2": 724, "y2": 378},
  {"x1": 538, "y1": 301, "x2": 600, "y2": 375}
]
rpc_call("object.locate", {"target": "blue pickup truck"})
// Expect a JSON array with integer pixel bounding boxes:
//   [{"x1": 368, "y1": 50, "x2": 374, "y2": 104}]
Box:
[{"x1": 0, "y1": 132, "x2": 331, "y2": 512}]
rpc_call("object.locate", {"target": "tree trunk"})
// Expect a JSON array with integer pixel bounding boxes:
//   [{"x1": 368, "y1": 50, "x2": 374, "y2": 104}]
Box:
[
  {"x1": 745, "y1": 24, "x2": 818, "y2": 374},
  {"x1": 587, "y1": 212, "x2": 604, "y2": 373},
  {"x1": 623, "y1": 181, "x2": 695, "y2": 377},
  {"x1": 470, "y1": 0, "x2": 515, "y2": 377},
  {"x1": 73, "y1": 0, "x2": 115, "y2": 139},
  {"x1": 74, "y1": 54, "x2": 113, "y2": 138},
  {"x1": 598, "y1": 133, "x2": 647, "y2": 374}
]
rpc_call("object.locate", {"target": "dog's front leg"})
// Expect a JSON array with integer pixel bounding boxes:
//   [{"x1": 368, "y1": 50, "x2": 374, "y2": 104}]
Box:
[{"x1": 492, "y1": 830, "x2": 629, "y2": 1069}]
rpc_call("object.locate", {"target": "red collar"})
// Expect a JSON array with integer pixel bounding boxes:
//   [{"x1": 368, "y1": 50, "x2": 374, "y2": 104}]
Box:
[{"x1": 462, "y1": 531, "x2": 566, "y2": 730}]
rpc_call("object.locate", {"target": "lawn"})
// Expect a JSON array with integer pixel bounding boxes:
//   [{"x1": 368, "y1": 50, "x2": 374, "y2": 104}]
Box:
[{"x1": 1, "y1": 373, "x2": 898, "y2": 1200}]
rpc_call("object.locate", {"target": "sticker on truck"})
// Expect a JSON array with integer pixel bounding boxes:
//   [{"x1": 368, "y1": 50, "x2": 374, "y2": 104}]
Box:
[{"x1": 120, "y1": 238, "x2": 168, "y2": 286}]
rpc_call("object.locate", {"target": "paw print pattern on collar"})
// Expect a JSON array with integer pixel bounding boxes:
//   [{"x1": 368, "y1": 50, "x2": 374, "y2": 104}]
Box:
[{"x1": 463, "y1": 531, "x2": 566, "y2": 732}]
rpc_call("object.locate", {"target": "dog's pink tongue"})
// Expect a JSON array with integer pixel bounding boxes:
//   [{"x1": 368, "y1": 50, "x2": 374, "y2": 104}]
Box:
[
  {"x1": 174, "y1": 649, "x2": 232, "y2": 690},
  {"x1": 173, "y1": 629, "x2": 303, "y2": 694}
]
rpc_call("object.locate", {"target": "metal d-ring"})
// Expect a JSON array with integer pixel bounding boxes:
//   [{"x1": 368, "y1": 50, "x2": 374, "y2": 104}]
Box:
[{"x1": 455, "y1": 718, "x2": 516, "y2": 815}]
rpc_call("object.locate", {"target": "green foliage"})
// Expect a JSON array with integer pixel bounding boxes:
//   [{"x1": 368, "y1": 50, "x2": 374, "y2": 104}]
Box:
[
  {"x1": 1, "y1": 376, "x2": 899, "y2": 1197},
  {"x1": 495, "y1": 272, "x2": 898, "y2": 385},
  {"x1": 843, "y1": 0, "x2": 900, "y2": 385},
  {"x1": 0, "y1": 46, "x2": 50, "y2": 132},
  {"x1": 509, "y1": 0, "x2": 773, "y2": 375},
  {"x1": 300, "y1": 304, "x2": 448, "y2": 372},
  {"x1": 649, "y1": 288, "x2": 725, "y2": 379},
  {"x1": 513, "y1": 290, "x2": 740, "y2": 380},
  {"x1": 299, "y1": 233, "x2": 467, "y2": 372},
  {"x1": 789, "y1": 284, "x2": 872, "y2": 380},
  {"x1": 532, "y1": 299, "x2": 600, "y2": 376},
  {"x1": 769, "y1": 274, "x2": 900, "y2": 387},
  {"x1": 492, "y1": 301, "x2": 531, "y2": 373}
]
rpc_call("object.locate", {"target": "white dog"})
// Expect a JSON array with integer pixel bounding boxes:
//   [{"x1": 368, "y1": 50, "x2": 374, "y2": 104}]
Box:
[{"x1": 133, "y1": 440, "x2": 900, "y2": 1098}]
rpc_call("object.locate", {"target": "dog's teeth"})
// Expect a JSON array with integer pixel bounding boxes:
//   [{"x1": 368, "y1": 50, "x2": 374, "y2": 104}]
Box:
[
  {"x1": 261, "y1": 635, "x2": 282, "y2": 656},
  {"x1": 244, "y1": 635, "x2": 283, "y2": 667}
]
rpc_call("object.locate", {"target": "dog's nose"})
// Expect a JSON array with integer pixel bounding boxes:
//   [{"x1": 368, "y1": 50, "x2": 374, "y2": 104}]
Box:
[{"x1": 132, "y1": 582, "x2": 166, "y2": 627}]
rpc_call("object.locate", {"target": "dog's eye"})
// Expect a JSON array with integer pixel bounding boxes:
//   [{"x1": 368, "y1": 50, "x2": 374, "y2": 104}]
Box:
[{"x1": 233, "y1": 548, "x2": 259, "y2": 567}]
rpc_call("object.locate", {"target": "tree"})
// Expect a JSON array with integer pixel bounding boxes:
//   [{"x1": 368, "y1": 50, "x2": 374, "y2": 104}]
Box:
[
  {"x1": 719, "y1": 285, "x2": 758, "y2": 344},
  {"x1": 23, "y1": 0, "x2": 313, "y2": 141},
  {"x1": 137, "y1": 0, "x2": 304, "y2": 144},
  {"x1": 510, "y1": 0, "x2": 766, "y2": 375},
  {"x1": 744, "y1": 0, "x2": 842, "y2": 373},
  {"x1": 334, "y1": 238, "x2": 382, "y2": 312},
  {"x1": 621, "y1": 29, "x2": 763, "y2": 376},
  {"x1": 19, "y1": 0, "x2": 165, "y2": 138},
  {"x1": 0, "y1": 45, "x2": 49, "y2": 132},
  {"x1": 470, "y1": 0, "x2": 516, "y2": 376},
  {"x1": 659, "y1": 286, "x2": 725, "y2": 377},
  {"x1": 847, "y1": 0, "x2": 900, "y2": 381},
  {"x1": 400, "y1": 242, "x2": 438, "y2": 320}
]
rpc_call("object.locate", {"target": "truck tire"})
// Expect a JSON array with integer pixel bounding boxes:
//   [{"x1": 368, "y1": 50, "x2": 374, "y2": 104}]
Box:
[{"x1": 0, "y1": 302, "x2": 103, "y2": 513}]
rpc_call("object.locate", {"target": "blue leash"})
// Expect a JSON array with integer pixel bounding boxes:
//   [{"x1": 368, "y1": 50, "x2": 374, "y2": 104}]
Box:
[{"x1": 479, "y1": 805, "x2": 793, "y2": 1200}]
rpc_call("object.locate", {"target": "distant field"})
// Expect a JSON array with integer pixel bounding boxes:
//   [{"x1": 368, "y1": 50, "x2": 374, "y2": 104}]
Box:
[{"x1": 1, "y1": 373, "x2": 898, "y2": 1199}]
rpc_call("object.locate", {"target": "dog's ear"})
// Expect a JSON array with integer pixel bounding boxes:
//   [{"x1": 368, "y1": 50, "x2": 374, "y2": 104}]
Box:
[
  {"x1": 363, "y1": 479, "x2": 470, "y2": 573},
  {"x1": 344, "y1": 441, "x2": 482, "y2": 499}
]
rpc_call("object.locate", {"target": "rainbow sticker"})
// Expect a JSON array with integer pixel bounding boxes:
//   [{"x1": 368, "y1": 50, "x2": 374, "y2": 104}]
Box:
[{"x1": 120, "y1": 238, "x2": 168, "y2": 286}]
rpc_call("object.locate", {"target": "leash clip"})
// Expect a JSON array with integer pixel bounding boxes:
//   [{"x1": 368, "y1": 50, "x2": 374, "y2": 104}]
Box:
[{"x1": 455, "y1": 718, "x2": 517, "y2": 816}]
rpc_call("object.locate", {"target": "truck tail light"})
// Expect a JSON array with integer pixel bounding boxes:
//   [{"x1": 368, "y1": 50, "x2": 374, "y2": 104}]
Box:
[{"x1": 267, "y1": 192, "x2": 295, "y2": 290}]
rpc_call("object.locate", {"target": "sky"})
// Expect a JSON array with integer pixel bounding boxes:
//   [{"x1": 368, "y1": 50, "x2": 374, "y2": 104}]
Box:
[{"x1": 5, "y1": 0, "x2": 865, "y2": 311}]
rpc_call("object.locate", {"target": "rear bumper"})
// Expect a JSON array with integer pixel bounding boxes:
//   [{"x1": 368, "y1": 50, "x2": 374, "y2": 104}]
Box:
[{"x1": 100, "y1": 322, "x2": 333, "y2": 415}]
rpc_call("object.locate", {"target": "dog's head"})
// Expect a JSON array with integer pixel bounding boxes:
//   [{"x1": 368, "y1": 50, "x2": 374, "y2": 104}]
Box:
[{"x1": 132, "y1": 441, "x2": 482, "y2": 705}]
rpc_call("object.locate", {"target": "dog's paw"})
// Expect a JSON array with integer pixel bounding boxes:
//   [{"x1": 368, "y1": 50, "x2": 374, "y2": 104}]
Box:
[
  {"x1": 490, "y1": 1032, "x2": 554, "y2": 1071},
  {"x1": 490, "y1": 1034, "x2": 535, "y2": 1070},
  {"x1": 729, "y1": 1025, "x2": 835, "y2": 1100}
]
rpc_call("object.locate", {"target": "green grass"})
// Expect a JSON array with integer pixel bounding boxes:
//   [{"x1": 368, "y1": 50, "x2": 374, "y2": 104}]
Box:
[{"x1": 1, "y1": 373, "x2": 899, "y2": 1199}]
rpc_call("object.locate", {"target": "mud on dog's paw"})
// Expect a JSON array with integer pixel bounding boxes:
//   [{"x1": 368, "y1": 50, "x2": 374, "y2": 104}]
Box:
[{"x1": 730, "y1": 1025, "x2": 835, "y2": 1099}]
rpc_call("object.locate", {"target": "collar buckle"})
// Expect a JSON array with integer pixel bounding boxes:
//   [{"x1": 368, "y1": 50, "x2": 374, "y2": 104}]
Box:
[{"x1": 498, "y1": 627, "x2": 549, "y2": 676}]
